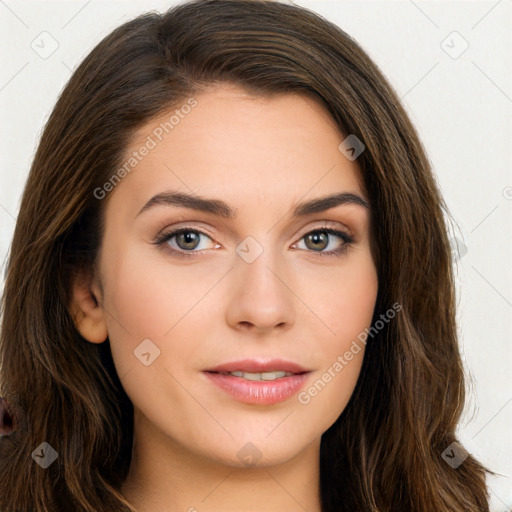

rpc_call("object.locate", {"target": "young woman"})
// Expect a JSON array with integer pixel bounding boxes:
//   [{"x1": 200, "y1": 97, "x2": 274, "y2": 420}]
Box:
[{"x1": 0, "y1": 0, "x2": 493, "y2": 510}]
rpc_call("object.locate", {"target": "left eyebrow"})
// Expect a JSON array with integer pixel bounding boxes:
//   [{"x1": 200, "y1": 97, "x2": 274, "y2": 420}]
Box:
[
  {"x1": 293, "y1": 192, "x2": 369, "y2": 216},
  {"x1": 135, "y1": 190, "x2": 369, "y2": 219}
]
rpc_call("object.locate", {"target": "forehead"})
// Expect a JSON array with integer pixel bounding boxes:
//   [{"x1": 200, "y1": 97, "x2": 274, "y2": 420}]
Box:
[{"x1": 106, "y1": 84, "x2": 366, "y2": 218}]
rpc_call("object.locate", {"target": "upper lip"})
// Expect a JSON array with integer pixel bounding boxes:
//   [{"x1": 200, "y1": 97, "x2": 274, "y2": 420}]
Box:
[{"x1": 204, "y1": 359, "x2": 311, "y2": 374}]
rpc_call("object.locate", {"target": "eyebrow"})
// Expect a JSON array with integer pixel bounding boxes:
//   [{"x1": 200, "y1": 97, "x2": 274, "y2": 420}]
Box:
[{"x1": 136, "y1": 190, "x2": 369, "y2": 219}]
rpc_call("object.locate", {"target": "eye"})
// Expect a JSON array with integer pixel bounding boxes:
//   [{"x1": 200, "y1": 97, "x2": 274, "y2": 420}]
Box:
[
  {"x1": 154, "y1": 227, "x2": 218, "y2": 256},
  {"x1": 292, "y1": 228, "x2": 354, "y2": 257},
  {"x1": 153, "y1": 225, "x2": 354, "y2": 258}
]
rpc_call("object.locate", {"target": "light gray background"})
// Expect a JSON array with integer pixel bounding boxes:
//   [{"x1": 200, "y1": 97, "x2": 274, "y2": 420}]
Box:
[{"x1": 1, "y1": 1, "x2": 511, "y2": 509}]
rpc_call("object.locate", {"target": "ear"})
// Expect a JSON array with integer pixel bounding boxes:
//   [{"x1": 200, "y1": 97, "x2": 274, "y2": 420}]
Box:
[{"x1": 69, "y1": 271, "x2": 108, "y2": 344}]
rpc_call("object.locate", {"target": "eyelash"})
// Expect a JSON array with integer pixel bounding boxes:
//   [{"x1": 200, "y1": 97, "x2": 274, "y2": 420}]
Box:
[
  {"x1": 153, "y1": 226, "x2": 354, "y2": 258},
  {"x1": 153, "y1": 224, "x2": 354, "y2": 259}
]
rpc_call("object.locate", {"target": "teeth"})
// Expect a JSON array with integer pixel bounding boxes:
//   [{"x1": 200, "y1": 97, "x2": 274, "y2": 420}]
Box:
[{"x1": 222, "y1": 371, "x2": 293, "y2": 380}]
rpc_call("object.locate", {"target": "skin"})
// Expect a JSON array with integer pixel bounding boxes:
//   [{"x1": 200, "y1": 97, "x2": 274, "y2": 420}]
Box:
[{"x1": 71, "y1": 83, "x2": 378, "y2": 512}]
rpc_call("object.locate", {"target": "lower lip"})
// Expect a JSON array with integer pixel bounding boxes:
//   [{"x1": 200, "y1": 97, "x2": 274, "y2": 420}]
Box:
[{"x1": 203, "y1": 372, "x2": 310, "y2": 405}]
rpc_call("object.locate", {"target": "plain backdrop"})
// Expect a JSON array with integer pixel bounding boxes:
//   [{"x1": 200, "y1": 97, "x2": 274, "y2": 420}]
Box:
[{"x1": 0, "y1": 1, "x2": 511, "y2": 510}]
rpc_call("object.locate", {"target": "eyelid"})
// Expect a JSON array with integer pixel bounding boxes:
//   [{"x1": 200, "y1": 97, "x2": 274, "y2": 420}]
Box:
[
  {"x1": 296, "y1": 220, "x2": 353, "y2": 239},
  {"x1": 153, "y1": 226, "x2": 219, "y2": 254},
  {"x1": 154, "y1": 220, "x2": 216, "y2": 237},
  {"x1": 153, "y1": 220, "x2": 354, "y2": 257},
  {"x1": 154, "y1": 220, "x2": 351, "y2": 242}
]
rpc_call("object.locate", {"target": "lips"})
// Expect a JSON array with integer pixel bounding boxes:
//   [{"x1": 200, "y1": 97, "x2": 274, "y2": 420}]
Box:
[
  {"x1": 204, "y1": 358, "x2": 310, "y2": 374},
  {"x1": 203, "y1": 359, "x2": 312, "y2": 405}
]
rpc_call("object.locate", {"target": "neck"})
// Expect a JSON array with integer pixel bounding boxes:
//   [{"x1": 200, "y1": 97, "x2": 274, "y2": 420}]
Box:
[{"x1": 120, "y1": 410, "x2": 323, "y2": 512}]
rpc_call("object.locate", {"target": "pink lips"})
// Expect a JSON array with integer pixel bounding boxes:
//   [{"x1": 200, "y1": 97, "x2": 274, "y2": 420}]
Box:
[
  {"x1": 206, "y1": 358, "x2": 310, "y2": 374},
  {"x1": 203, "y1": 358, "x2": 312, "y2": 405}
]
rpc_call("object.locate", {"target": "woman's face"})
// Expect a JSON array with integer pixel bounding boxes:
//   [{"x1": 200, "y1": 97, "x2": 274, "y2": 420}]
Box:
[{"x1": 84, "y1": 84, "x2": 378, "y2": 468}]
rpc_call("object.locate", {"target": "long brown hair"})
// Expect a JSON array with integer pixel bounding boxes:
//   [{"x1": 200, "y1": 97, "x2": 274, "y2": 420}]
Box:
[{"x1": 0, "y1": 0, "x2": 493, "y2": 510}]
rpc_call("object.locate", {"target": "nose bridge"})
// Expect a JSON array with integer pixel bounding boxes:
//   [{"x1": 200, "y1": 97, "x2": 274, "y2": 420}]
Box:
[
  {"x1": 227, "y1": 233, "x2": 295, "y2": 330},
  {"x1": 235, "y1": 233, "x2": 282, "y2": 296}
]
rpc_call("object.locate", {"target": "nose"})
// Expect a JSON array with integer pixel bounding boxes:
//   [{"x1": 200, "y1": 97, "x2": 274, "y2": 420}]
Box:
[{"x1": 225, "y1": 245, "x2": 296, "y2": 334}]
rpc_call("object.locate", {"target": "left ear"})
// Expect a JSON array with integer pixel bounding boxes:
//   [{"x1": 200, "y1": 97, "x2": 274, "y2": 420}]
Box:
[{"x1": 69, "y1": 271, "x2": 108, "y2": 344}]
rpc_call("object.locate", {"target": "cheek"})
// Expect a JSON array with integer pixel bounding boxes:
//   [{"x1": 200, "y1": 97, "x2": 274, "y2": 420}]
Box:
[
  {"x1": 299, "y1": 350, "x2": 364, "y2": 435},
  {"x1": 298, "y1": 269, "x2": 376, "y2": 429},
  {"x1": 309, "y1": 250, "x2": 378, "y2": 348},
  {"x1": 99, "y1": 244, "x2": 210, "y2": 426},
  {"x1": 100, "y1": 240, "x2": 224, "y2": 382},
  {"x1": 103, "y1": 241, "x2": 215, "y2": 337},
  {"x1": 299, "y1": 251, "x2": 377, "y2": 416}
]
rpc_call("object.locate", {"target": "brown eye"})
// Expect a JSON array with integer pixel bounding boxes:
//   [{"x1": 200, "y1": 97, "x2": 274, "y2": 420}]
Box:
[
  {"x1": 154, "y1": 227, "x2": 218, "y2": 257},
  {"x1": 296, "y1": 228, "x2": 353, "y2": 256},
  {"x1": 304, "y1": 231, "x2": 330, "y2": 251},
  {"x1": 174, "y1": 231, "x2": 202, "y2": 250}
]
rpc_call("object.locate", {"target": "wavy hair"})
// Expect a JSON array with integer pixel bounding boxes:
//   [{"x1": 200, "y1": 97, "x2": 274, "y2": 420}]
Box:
[{"x1": 0, "y1": 0, "x2": 493, "y2": 510}]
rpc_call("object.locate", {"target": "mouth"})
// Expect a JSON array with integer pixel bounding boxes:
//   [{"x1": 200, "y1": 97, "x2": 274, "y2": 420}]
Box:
[
  {"x1": 204, "y1": 358, "x2": 311, "y2": 375},
  {"x1": 206, "y1": 370, "x2": 306, "y2": 381},
  {"x1": 203, "y1": 359, "x2": 312, "y2": 404}
]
